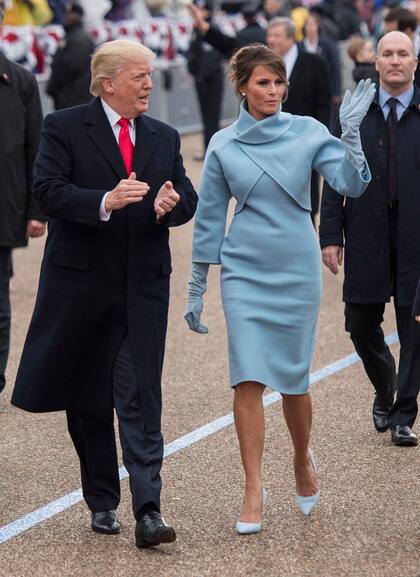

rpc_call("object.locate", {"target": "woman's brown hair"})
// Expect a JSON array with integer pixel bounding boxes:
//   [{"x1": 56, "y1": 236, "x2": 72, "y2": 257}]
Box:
[{"x1": 227, "y1": 44, "x2": 288, "y2": 102}]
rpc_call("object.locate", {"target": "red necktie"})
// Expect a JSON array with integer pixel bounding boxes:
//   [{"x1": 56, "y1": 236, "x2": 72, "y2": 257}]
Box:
[{"x1": 118, "y1": 117, "x2": 134, "y2": 175}]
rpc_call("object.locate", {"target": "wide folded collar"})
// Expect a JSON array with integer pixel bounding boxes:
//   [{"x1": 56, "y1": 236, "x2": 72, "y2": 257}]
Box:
[{"x1": 233, "y1": 101, "x2": 294, "y2": 144}]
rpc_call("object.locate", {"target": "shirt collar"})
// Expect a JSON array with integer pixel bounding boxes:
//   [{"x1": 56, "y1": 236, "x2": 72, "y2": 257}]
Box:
[
  {"x1": 378, "y1": 85, "x2": 414, "y2": 110},
  {"x1": 100, "y1": 98, "x2": 135, "y2": 129}
]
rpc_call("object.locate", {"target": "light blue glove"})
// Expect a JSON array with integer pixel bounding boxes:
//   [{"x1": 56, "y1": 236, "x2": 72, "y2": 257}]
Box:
[
  {"x1": 339, "y1": 78, "x2": 376, "y2": 170},
  {"x1": 184, "y1": 262, "x2": 210, "y2": 334}
]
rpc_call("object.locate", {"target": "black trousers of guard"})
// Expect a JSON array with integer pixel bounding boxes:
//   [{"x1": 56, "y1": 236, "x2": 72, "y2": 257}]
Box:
[{"x1": 66, "y1": 334, "x2": 163, "y2": 520}]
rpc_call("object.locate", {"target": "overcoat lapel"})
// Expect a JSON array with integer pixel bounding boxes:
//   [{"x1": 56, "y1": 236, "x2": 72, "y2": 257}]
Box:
[
  {"x1": 85, "y1": 97, "x2": 127, "y2": 180},
  {"x1": 133, "y1": 114, "x2": 158, "y2": 177}
]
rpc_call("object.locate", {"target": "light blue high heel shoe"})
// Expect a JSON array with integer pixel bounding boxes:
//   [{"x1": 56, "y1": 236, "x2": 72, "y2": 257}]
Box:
[
  {"x1": 235, "y1": 488, "x2": 268, "y2": 535},
  {"x1": 295, "y1": 448, "x2": 320, "y2": 516}
]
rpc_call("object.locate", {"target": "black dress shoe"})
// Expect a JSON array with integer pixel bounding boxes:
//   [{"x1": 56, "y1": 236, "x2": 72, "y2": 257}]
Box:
[
  {"x1": 390, "y1": 425, "x2": 418, "y2": 447},
  {"x1": 135, "y1": 511, "x2": 176, "y2": 548},
  {"x1": 91, "y1": 510, "x2": 121, "y2": 534},
  {"x1": 372, "y1": 395, "x2": 392, "y2": 432},
  {"x1": 372, "y1": 375, "x2": 397, "y2": 433}
]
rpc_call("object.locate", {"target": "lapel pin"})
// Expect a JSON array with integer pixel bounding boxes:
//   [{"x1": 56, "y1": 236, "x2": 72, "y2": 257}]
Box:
[{"x1": 2, "y1": 72, "x2": 9, "y2": 82}]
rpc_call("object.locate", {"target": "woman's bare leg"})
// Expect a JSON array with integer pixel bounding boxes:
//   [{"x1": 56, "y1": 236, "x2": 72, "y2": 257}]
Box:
[
  {"x1": 233, "y1": 381, "x2": 265, "y2": 522},
  {"x1": 282, "y1": 393, "x2": 317, "y2": 496}
]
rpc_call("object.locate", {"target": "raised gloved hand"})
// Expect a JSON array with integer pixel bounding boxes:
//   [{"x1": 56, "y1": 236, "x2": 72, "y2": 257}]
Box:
[
  {"x1": 339, "y1": 78, "x2": 376, "y2": 170},
  {"x1": 184, "y1": 262, "x2": 210, "y2": 334}
]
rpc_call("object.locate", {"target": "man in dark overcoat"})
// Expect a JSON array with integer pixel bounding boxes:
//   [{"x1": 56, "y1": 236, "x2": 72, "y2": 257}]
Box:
[
  {"x1": 0, "y1": 6, "x2": 46, "y2": 396},
  {"x1": 320, "y1": 32, "x2": 420, "y2": 447},
  {"x1": 11, "y1": 39, "x2": 197, "y2": 547}
]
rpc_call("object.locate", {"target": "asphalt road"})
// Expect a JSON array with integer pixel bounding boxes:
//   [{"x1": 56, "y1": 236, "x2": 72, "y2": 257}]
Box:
[{"x1": 0, "y1": 133, "x2": 418, "y2": 577}]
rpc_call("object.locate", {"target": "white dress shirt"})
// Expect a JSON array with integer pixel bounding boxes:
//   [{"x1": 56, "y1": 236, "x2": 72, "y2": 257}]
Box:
[
  {"x1": 99, "y1": 98, "x2": 136, "y2": 221},
  {"x1": 282, "y1": 43, "x2": 299, "y2": 80}
]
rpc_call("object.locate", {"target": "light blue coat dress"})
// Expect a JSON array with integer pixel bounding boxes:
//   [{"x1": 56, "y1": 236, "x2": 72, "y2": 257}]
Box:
[{"x1": 193, "y1": 104, "x2": 371, "y2": 394}]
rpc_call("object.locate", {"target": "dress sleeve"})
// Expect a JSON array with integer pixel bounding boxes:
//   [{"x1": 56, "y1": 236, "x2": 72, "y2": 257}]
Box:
[
  {"x1": 312, "y1": 123, "x2": 371, "y2": 199},
  {"x1": 192, "y1": 149, "x2": 232, "y2": 264}
]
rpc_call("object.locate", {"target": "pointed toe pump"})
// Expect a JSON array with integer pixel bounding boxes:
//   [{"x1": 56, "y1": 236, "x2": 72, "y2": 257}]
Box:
[
  {"x1": 295, "y1": 448, "x2": 320, "y2": 517},
  {"x1": 235, "y1": 488, "x2": 268, "y2": 535}
]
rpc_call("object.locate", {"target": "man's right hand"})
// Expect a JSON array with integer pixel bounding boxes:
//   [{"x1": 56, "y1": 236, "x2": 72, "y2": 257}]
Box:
[
  {"x1": 105, "y1": 172, "x2": 149, "y2": 212},
  {"x1": 322, "y1": 245, "x2": 343, "y2": 275}
]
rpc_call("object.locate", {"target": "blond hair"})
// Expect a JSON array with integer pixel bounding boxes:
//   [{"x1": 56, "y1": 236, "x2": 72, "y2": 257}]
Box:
[{"x1": 90, "y1": 40, "x2": 155, "y2": 96}]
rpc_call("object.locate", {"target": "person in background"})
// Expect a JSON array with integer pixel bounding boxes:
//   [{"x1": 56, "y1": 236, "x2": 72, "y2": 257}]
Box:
[
  {"x1": 105, "y1": 0, "x2": 133, "y2": 21},
  {"x1": 320, "y1": 32, "x2": 420, "y2": 448},
  {"x1": 302, "y1": 11, "x2": 342, "y2": 104},
  {"x1": 237, "y1": 0, "x2": 266, "y2": 47},
  {"x1": 48, "y1": 0, "x2": 70, "y2": 24},
  {"x1": 0, "y1": 1, "x2": 46, "y2": 397},
  {"x1": 185, "y1": 44, "x2": 374, "y2": 534},
  {"x1": 46, "y1": 2, "x2": 94, "y2": 110},
  {"x1": 3, "y1": 0, "x2": 52, "y2": 25},
  {"x1": 263, "y1": 0, "x2": 289, "y2": 21},
  {"x1": 186, "y1": 0, "x2": 224, "y2": 161},
  {"x1": 347, "y1": 35, "x2": 378, "y2": 84},
  {"x1": 289, "y1": 0, "x2": 308, "y2": 42},
  {"x1": 383, "y1": 6, "x2": 420, "y2": 86}
]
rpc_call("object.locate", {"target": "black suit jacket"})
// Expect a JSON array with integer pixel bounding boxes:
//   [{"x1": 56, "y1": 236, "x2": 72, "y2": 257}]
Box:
[
  {"x1": 12, "y1": 98, "x2": 197, "y2": 432},
  {"x1": 283, "y1": 49, "x2": 332, "y2": 126}
]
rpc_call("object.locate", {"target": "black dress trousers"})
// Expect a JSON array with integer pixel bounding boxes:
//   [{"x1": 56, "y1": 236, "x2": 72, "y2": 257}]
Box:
[
  {"x1": 345, "y1": 204, "x2": 420, "y2": 427},
  {"x1": 66, "y1": 334, "x2": 163, "y2": 518}
]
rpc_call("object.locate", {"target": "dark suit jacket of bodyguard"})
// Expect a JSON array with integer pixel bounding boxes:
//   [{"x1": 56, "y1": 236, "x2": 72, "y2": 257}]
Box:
[
  {"x1": 320, "y1": 86, "x2": 420, "y2": 307},
  {"x1": 12, "y1": 98, "x2": 197, "y2": 432}
]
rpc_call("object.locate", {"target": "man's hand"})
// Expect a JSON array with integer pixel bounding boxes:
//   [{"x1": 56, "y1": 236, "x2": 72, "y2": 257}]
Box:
[
  {"x1": 187, "y1": 3, "x2": 210, "y2": 34},
  {"x1": 322, "y1": 245, "x2": 343, "y2": 275},
  {"x1": 154, "y1": 181, "x2": 180, "y2": 217},
  {"x1": 105, "y1": 172, "x2": 149, "y2": 212},
  {"x1": 415, "y1": 316, "x2": 420, "y2": 324},
  {"x1": 26, "y1": 220, "x2": 46, "y2": 238}
]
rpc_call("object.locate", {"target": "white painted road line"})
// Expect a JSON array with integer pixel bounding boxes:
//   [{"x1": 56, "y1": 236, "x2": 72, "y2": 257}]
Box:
[{"x1": 0, "y1": 331, "x2": 399, "y2": 545}]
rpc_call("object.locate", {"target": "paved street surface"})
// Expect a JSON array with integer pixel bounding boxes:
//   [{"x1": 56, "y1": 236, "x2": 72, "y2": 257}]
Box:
[{"x1": 0, "y1": 134, "x2": 418, "y2": 577}]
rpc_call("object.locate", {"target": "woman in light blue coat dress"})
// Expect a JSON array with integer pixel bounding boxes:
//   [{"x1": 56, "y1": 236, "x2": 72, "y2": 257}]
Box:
[{"x1": 185, "y1": 45, "x2": 375, "y2": 533}]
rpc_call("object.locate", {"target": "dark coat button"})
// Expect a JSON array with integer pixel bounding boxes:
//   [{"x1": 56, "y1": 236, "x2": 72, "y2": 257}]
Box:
[{"x1": 376, "y1": 175, "x2": 383, "y2": 182}]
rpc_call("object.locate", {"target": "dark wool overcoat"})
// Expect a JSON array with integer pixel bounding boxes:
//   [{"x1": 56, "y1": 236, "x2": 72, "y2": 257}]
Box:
[
  {"x1": 320, "y1": 86, "x2": 420, "y2": 307},
  {"x1": 12, "y1": 98, "x2": 197, "y2": 432},
  {"x1": 0, "y1": 53, "x2": 44, "y2": 248}
]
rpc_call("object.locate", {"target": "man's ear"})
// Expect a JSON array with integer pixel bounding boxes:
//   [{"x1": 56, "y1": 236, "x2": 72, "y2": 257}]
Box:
[{"x1": 101, "y1": 78, "x2": 114, "y2": 95}]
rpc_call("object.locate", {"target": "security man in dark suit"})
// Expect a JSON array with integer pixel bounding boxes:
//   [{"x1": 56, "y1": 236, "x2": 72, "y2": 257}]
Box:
[
  {"x1": 12, "y1": 40, "x2": 197, "y2": 547},
  {"x1": 320, "y1": 32, "x2": 420, "y2": 447},
  {"x1": 0, "y1": 2, "x2": 46, "y2": 397}
]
